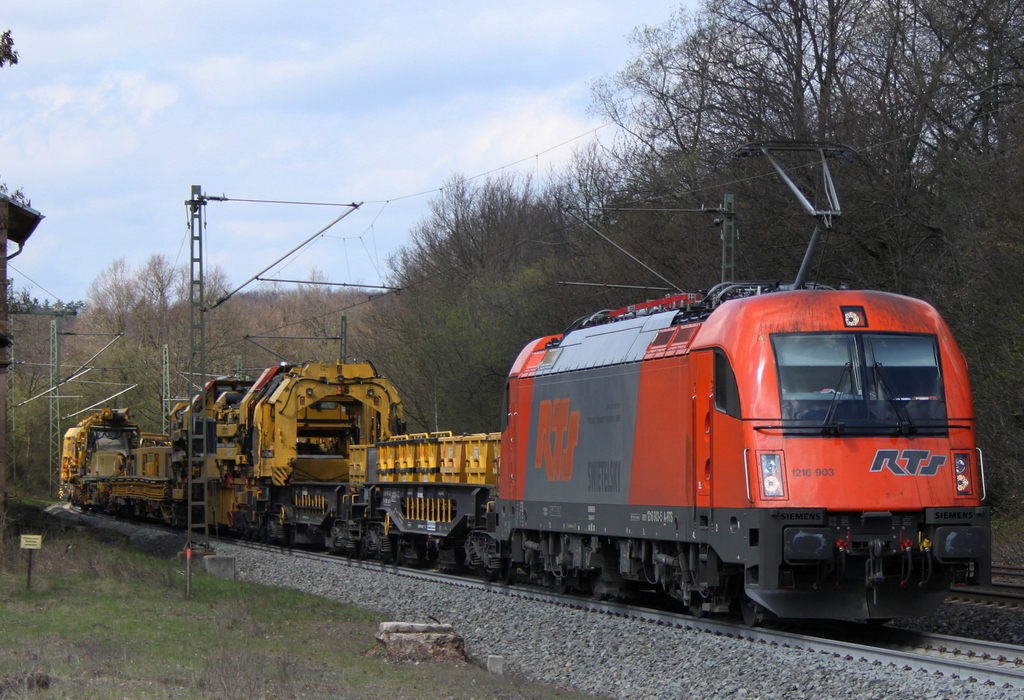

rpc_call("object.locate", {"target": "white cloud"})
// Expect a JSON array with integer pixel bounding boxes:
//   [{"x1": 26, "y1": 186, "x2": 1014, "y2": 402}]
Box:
[
  {"x1": 1, "y1": 69, "x2": 178, "y2": 181},
  {"x1": 2, "y1": 0, "x2": 692, "y2": 303}
]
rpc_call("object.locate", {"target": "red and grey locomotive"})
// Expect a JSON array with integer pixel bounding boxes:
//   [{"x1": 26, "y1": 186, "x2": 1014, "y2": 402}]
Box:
[{"x1": 492, "y1": 284, "x2": 989, "y2": 621}]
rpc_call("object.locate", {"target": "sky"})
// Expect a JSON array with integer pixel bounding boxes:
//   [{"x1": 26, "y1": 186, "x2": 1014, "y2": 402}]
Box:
[{"x1": 0, "y1": 2, "x2": 690, "y2": 305}]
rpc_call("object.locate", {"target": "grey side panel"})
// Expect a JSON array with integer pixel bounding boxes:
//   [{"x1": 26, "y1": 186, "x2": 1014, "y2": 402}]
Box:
[{"x1": 524, "y1": 363, "x2": 641, "y2": 505}]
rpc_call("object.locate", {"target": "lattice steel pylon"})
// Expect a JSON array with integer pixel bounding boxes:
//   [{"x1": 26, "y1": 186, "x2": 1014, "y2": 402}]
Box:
[
  {"x1": 49, "y1": 317, "x2": 58, "y2": 493},
  {"x1": 161, "y1": 343, "x2": 170, "y2": 435},
  {"x1": 8, "y1": 307, "x2": 76, "y2": 496},
  {"x1": 46, "y1": 312, "x2": 75, "y2": 495},
  {"x1": 186, "y1": 185, "x2": 209, "y2": 550},
  {"x1": 719, "y1": 193, "x2": 736, "y2": 283}
]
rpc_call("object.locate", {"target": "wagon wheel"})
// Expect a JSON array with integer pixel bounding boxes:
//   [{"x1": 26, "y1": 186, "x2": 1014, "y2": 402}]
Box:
[
  {"x1": 503, "y1": 562, "x2": 519, "y2": 586},
  {"x1": 483, "y1": 560, "x2": 507, "y2": 584}
]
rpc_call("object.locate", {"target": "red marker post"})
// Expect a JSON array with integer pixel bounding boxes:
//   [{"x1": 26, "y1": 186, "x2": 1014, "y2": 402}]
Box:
[{"x1": 185, "y1": 545, "x2": 192, "y2": 598}]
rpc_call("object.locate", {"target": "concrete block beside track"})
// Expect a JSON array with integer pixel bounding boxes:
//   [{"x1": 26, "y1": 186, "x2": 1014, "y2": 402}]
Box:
[{"x1": 202, "y1": 555, "x2": 236, "y2": 580}]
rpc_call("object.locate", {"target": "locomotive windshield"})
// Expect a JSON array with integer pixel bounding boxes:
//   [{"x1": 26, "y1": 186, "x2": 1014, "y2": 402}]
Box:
[{"x1": 772, "y1": 332, "x2": 947, "y2": 436}]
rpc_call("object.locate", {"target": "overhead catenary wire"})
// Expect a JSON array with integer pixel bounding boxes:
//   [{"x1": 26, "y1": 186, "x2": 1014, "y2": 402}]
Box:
[
  {"x1": 243, "y1": 336, "x2": 291, "y2": 363},
  {"x1": 565, "y1": 209, "x2": 683, "y2": 293},
  {"x1": 62, "y1": 384, "x2": 139, "y2": 420},
  {"x1": 216, "y1": 197, "x2": 360, "y2": 207},
  {"x1": 256, "y1": 213, "x2": 607, "y2": 336},
  {"x1": 13, "y1": 367, "x2": 94, "y2": 408},
  {"x1": 20, "y1": 71, "x2": 1024, "y2": 310},
  {"x1": 7, "y1": 263, "x2": 64, "y2": 302},
  {"x1": 60, "y1": 333, "x2": 123, "y2": 385},
  {"x1": 559, "y1": 281, "x2": 675, "y2": 292},
  {"x1": 55, "y1": 85, "x2": 1006, "y2": 342},
  {"x1": 204, "y1": 203, "x2": 361, "y2": 311},
  {"x1": 212, "y1": 125, "x2": 919, "y2": 337},
  {"x1": 255, "y1": 277, "x2": 398, "y2": 290}
]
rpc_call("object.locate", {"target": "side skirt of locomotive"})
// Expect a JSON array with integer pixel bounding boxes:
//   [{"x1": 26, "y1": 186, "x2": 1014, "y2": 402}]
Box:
[{"x1": 493, "y1": 500, "x2": 991, "y2": 621}]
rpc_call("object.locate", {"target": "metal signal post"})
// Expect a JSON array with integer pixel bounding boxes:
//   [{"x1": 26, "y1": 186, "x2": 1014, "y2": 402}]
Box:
[
  {"x1": 718, "y1": 193, "x2": 736, "y2": 283},
  {"x1": 185, "y1": 185, "x2": 223, "y2": 573}
]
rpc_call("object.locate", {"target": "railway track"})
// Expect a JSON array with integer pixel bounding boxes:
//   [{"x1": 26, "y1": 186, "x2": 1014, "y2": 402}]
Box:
[
  {"x1": 220, "y1": 537, "x2": 1024, "y2": 691},
  {"x1": 50, "y1": 504, "x2": 1024, "y2": 691},
  {"x1": 948, "y1": 565, "x2": 1024, "y2": 608}
]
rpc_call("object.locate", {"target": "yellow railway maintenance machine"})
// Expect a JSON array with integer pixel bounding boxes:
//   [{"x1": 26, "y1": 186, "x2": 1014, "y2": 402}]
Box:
[{"x1": 222, "y1": 361, "x2": 406, "y2": 545}]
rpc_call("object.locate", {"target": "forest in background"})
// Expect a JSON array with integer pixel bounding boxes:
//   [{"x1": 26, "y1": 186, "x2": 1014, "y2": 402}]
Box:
[{"x1": 7, "y1": 0, "x2": 1024, "y2": 516}]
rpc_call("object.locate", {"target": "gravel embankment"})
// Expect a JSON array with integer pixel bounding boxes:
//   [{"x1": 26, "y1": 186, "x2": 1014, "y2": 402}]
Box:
[
  {"x1": 218, "y1": 542, "x2": 1022, "y2": 700},
  {"x1": 894, "y1": 603, "x2": 1024, "y2": 646},
  {"x1": 49, "y1": 506, "x2": 1024, "y2": 700}
]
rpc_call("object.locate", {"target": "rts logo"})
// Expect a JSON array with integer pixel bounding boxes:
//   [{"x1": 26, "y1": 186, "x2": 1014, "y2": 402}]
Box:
[
  {"x1": 869, "y1": 449, "x2": 946, "y2": 476},
  {"x1": 534, "y1": 398, "x2": 580, "y2": 481}
]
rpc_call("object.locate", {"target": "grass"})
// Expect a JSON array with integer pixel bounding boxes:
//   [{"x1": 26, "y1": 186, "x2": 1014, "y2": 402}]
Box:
[
  {"x1": 0, "y1": 505, "x2": 599, "y2": 700},
  {"x1": 991, "y1": 514, "x2": 1024, "y2": 565}
]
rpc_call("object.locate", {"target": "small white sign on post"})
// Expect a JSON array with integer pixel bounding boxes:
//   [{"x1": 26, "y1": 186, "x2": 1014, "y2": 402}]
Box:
[
  {"x1": 20, "y1": 535, "x2": 43, "y2": 590},
  {"x1": 20, "y1": 535, "x2": 43, "y2": 550}
]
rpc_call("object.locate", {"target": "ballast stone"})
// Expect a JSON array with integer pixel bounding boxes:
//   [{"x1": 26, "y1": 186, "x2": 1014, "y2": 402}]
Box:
[{"x1": 375, "y1": 622, "x2": 467, "y2": 663}]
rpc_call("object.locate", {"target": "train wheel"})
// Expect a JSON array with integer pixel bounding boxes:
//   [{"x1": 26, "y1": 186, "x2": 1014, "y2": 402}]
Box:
[
  {"x1": 740, "y1": 595, "x2": 763, "y2": 627},
  {"x1": 483, "y1": 560, "x2": 506, "y2": 583},
  {"x1": 689, "y1": 596, "x2": 705, "y2": 618}
]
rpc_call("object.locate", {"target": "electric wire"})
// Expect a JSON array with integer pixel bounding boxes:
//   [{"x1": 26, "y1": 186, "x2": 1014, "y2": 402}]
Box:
[
  {"x1": 8, "y1": 263, "x2": 64, "y2": 302},
  {"x1": 36, "y1": 63, "x2": 1024, "y2": 338},
  {"x1": 258, "y1": 102, "x2": 1016, "y2": 335}
]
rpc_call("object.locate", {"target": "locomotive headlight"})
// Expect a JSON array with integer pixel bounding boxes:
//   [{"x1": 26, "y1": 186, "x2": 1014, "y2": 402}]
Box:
[
  {"x1": 954, "y1": 453, "x2": 973, "y2": 496},
  {"x1": 760, "y1": 453, "x2": 786, "y2": 498}
]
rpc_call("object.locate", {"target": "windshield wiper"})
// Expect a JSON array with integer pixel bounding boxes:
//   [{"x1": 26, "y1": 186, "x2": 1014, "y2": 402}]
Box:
[
  {"x1": 821, "y1": 362, "x2": 850, "y2": 436},
  {"x1": 873, "y1": 362, "x2": 917, "y2": 436}
]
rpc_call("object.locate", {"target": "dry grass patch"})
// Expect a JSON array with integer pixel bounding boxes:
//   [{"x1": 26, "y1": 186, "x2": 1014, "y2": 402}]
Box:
[{"x1": 0, "y1": 503, "x2": 599, "y2": 700}]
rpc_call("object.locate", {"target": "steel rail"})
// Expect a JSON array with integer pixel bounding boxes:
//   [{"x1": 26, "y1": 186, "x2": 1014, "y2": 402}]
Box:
[
  {"x1": 218, "y1": 537, "x2": 1024, "y2": 691},
  {"x1": 54, "y1": 506, "x2": 1024, "y2": 691}
]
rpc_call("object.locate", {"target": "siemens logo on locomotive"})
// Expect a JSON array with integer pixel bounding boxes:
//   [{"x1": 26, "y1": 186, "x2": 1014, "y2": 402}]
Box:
[
  {"x1": 933, "y1": 510, "x2": 976, "y2": 521},
  {"x1": 869, "y1": 449, "x2": 946, "y2": 476},
  {"x1": 778, "y1": 511, "x2": 824, "y2": 522}
]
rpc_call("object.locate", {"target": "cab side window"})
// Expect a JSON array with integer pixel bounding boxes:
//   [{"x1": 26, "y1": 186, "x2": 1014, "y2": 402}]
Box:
[{"x1": 714, "y1": 349, "x2": 741, "y2": 418}]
